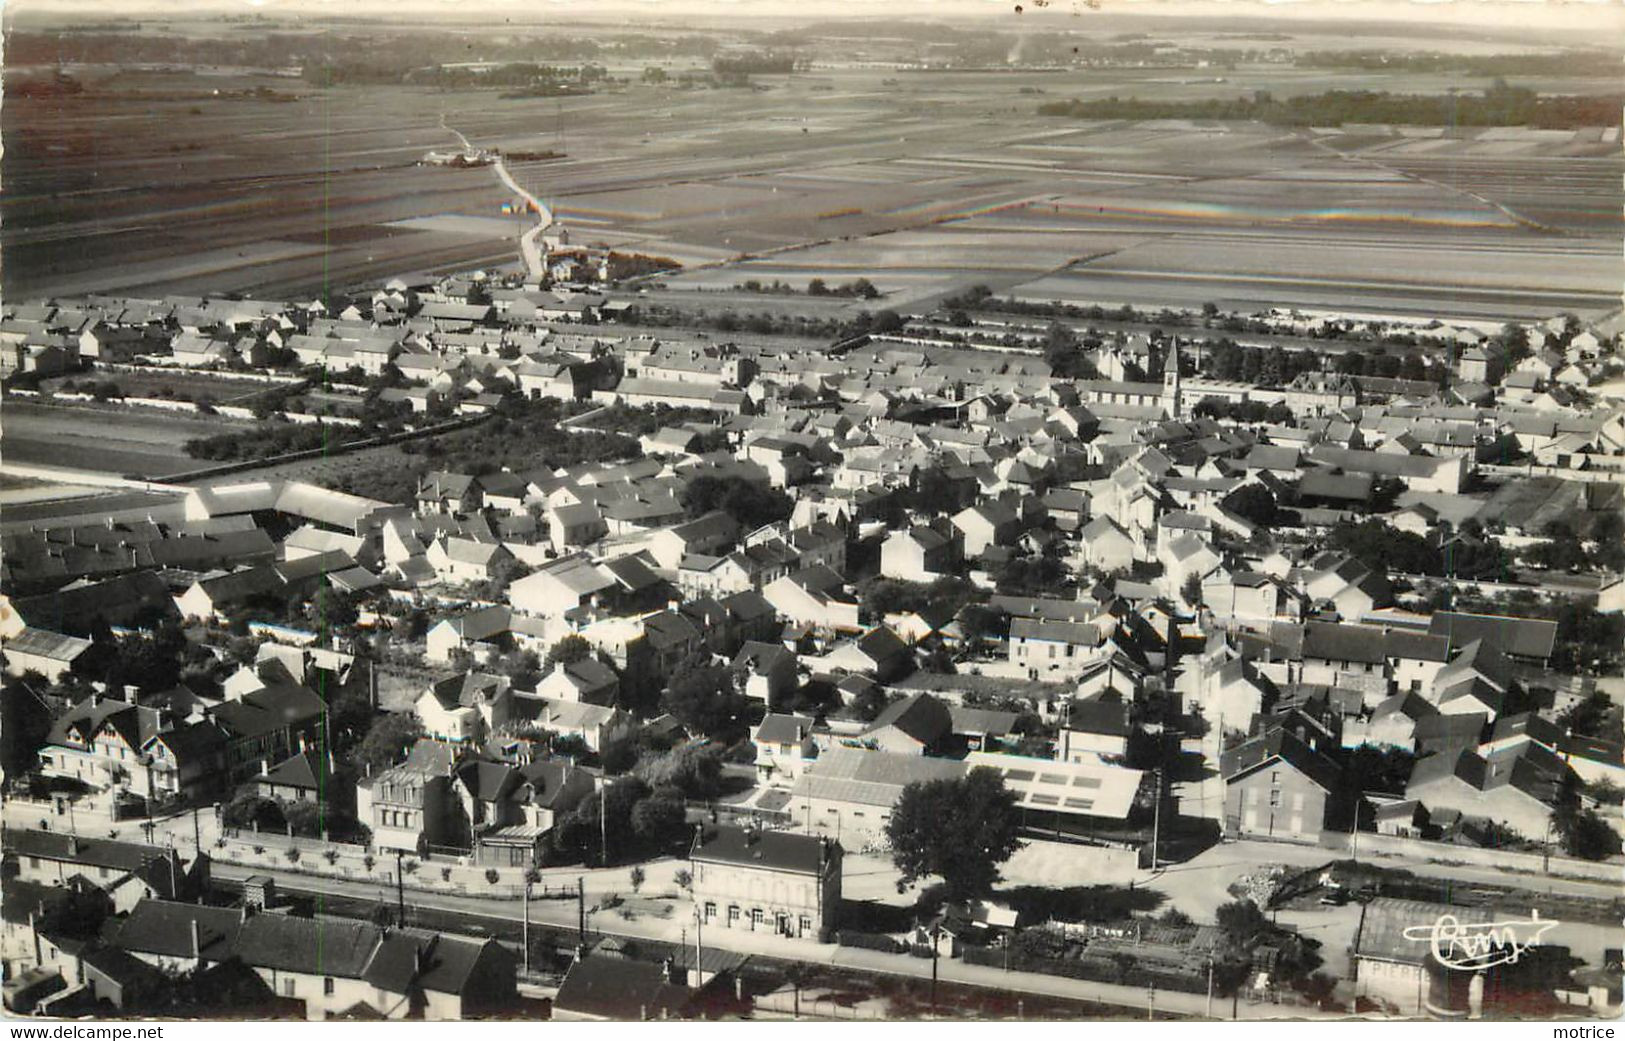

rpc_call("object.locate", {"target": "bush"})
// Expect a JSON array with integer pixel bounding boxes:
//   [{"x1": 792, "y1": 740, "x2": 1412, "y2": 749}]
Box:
[
  {"x1": 442, "y1": 867, "x2": 453, "y2": 881},
  {"x1": 963, "y1": 944, "x2": 1206, "y2": 993},
  {"x1": 486, "y1": 868, "x2": 501, "y2": 884},
  {"x1": 324, "y1": 849, "x2": 339, "y2": 865},
  {"x1": 285, "y1": 847, "x2": 301, "y2": 863},
  {"x1": 837, "y1": 930, "x2": 902, "y2": 954}
]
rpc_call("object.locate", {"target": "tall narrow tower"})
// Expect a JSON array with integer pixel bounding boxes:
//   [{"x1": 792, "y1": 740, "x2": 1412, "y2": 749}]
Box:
[{"x1": 1162, "y1": 339, "x2": 1184, "y2": 420}]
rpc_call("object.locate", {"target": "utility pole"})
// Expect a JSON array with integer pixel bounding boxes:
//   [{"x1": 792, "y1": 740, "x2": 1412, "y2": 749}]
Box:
[
  {"x1": 522, "y1": 878, "x2": 531, "y2": 976},
  {"x1": 1147, "y1": 986, "x2": 1156, "y2": 1020},
  {"x1": 694, "y1": 903, "x2": 704, "y2": 991},
  {"x1": 1149, "y1": 764, "x2": 1162, "y2": 870},
  {"x1": 394, "y1": 850, "x2": 406, "y2": 928},
  {"x1": 577, "y1": 876, "x2": 586, "y2": 943},
  {"x1": 929, "y1": 927, "x2": 940, "y2": 1019},
  {"x1": 1350, "y1": 790, "x2": 1361, "y2": 862},
  {"x1": 599, "y1": 780, "x2": 608, "y2": 867},
  {"x1": 1206, "y1": 957, "x2": 1214, "y2": 1019},
  {"x1": 192, "y1": 805, "x2": 202, "y2": 852}
]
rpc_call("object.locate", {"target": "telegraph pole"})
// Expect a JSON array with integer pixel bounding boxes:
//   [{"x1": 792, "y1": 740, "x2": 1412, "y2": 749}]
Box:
[
  {"x1": 928, "y1": 925, "x2": 943, "y2": 1018},
  {"x1": 1350, "y1": 790, "x2": 1361, "y2": 862},
  {"x1": 599, "y1": 780, "x2": 608, "y2": 867},
  {"x1": 577, "y1": 876, "x2": 587, "y2": 943},
  {"x1": 1206, "y1": 957, "x2": 1214, "y2": 1019},
  {"x1": 521, "y1": 877, "x2": 531, "y2": 975},
  {"x1": 1149, "y1": 765, "x2": 1162, "y2": 870},
  {"x1": 394, "y1": 850, "x2": 406, "y2": 928}
]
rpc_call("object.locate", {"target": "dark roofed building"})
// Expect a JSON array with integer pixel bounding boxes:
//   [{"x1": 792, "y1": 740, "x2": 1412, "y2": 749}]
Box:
[
  {"x1": 1059, "y1": 696, "x2": 1132, "y2": 761},
  {"x1": 1220, "y1": 725, "x2": 1341, "y2": 844},
  {"x1": 552, "y1": 954, "x2": 692, "y2": 1021},
  {"x1": 108, "y1": 899, "x2": 515, "y2": 1020},
  {"x1": 689, "y1": 825, "x2": 842, "y2": 944},
  {"x1": 860, "y1": 691, "x2": 952, "y2": 755},
  {"x1": 1428, "y1": 611, "x2": 1558, "y2": 665}
]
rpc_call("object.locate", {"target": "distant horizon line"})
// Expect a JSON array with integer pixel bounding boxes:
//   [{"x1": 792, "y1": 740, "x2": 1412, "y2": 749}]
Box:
[{"x1": 5, "y1": 0, "x2": 1622, "y2": 37}]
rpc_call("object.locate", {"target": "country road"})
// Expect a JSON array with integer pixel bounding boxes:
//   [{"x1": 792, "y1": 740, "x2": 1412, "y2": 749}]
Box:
[{"x1": 442, "y1": 120, "x2": 552, "y2": 281}]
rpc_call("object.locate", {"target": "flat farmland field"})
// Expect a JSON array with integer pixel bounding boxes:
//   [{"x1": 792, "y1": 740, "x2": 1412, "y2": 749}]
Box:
[
  {"x1": 1, "y1": 400, "x2": 253, "y2": 478},
  {"x1": 3, "y1": 60, "x2": 1619, "y2": 322}
]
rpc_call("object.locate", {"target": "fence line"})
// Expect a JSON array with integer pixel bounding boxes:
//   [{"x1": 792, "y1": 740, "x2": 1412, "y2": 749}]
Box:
[{"x1": 1318, "y1": 830, "x2": 1620, "y2": 882}]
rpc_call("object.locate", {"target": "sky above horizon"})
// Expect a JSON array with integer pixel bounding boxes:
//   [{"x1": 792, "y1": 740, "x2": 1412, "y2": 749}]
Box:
[{"x1": 7, "y1": 0, "x2": 1622, "y2": 31}]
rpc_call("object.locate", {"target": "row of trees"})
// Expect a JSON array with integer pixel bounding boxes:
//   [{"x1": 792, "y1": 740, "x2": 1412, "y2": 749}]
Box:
[
  {"x1": 614, "y1": 301, "x2": 903, "y2": 342},
  {"x1": 1038, "y1": 84, "x2": 1623, "y2": 130}
]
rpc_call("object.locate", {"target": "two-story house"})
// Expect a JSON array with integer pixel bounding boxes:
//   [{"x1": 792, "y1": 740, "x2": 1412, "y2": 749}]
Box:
[{"x1": 689, "y1": 826, "x2": 842, "y2": 943}]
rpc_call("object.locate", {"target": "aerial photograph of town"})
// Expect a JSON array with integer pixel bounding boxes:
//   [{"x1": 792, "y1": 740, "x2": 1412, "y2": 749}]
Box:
[{"x1": 0, "y1": 0, "x2": 1620, "y2": 1027}]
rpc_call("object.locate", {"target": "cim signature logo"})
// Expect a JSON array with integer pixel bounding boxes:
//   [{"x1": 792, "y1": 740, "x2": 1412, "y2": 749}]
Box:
[{"x1": 1402, "y1": 911, "x2": 1560, "y2": 971}]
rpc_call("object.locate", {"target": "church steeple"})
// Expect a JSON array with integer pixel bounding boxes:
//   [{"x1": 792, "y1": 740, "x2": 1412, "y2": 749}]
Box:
[{"x1": 1162, "y1": 339, "x2": 1184, "y2": 419}]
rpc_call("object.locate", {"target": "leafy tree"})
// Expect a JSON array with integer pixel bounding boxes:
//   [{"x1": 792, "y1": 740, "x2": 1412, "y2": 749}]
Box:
[
  {"x1": 1553, "y1": 774, "x2": 1623, "y2": 860},
  {"x1": 351, "y1": 712, "x2": 423, "y2": 776},
  {"x1": 1, "y1": 678, "x2": 55, "y2": 780},
  {"x1": 549, "y1": 777, "x2": 653, "y2": 866},
  {"x1": 680, "y1": 475, "x2": 792, "y2": 531},
  {"x1": 629, "y1": 786, "x2": 689, "y2": 849},
  {"x1": 958, "y1": 604, "x2": 1008, "y2": 655},
  {"x1": 546, "y1": 635, "x2": 593, "y2": 668},
  {"x1": 1043, "y1": 321, "x2": 1094, "y2": 379},
  {"x1": 1211, "y1": 898, "x2": 1271, "y2": 996},
  {"x1": 1224, "y1": 484, "x2": 1282, "y2": 528},
  {"x1": 870, "y1": 308, "x2": 903, "y2": 333},
  {"x1": 284, "y1": 799, "x2": 331, "y2": 838},
  {"x1": 661, "y1": 658, "x2": 750, "y2": 737},
  {"x1": 995, "y1": 555, "x2": 1069, "y2": 596},
  {"x1": 886, "y1": 767, "x2": 1023, "y2": 900},
  {"x1": 327, "y1": 684, "x2": 377, "y2": 761},
  {"x1": 850, "y1": 687, "x2": 889, "y2": 723},
  {"x1": 222, "y1": 792, "x2": 285, "y2": 831},
  {"x1": 635, "y1": 744, "x2": 725, "y2": 799}
]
